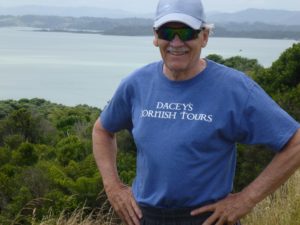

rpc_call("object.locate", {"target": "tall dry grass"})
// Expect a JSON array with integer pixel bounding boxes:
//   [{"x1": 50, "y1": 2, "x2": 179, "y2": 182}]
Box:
[
  {"x1": 242, "y1": 169, "x2": 300, "y2": 225},
  {"x1": 19, "y1": 170, "x2": 300, "y2": 225},
  {"x1": 37, "y1": 207, "x2": 118, "y2": 225}
]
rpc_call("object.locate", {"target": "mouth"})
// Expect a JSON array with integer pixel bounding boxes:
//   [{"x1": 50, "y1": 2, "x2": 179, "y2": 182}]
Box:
[{"x1": 167, "y1": 47, "x2": 189, "y2": 56}]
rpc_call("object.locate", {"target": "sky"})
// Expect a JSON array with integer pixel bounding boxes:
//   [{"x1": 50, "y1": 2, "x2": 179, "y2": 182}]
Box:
[{"x1": 0, "y1": 0, "x2": 300, "y2": 13}]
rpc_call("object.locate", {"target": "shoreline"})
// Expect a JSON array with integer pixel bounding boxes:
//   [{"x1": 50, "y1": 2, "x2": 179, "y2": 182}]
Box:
[{"x1": 33, "y1": 28, "x2": 300, "y2": 41}]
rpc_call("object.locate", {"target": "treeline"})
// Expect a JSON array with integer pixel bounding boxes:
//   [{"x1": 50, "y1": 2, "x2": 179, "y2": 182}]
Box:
[
  {"x1": 0, "y1": 43, "x2": 300, "y2": 224},
  {"x1": 1, "y1": 15, "x2": 300, "y2": 39}
]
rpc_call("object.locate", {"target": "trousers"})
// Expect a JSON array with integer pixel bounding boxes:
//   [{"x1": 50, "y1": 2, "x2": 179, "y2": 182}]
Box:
[{"x1": 140, "y1": 206, "x2": 242, "y2": 225}]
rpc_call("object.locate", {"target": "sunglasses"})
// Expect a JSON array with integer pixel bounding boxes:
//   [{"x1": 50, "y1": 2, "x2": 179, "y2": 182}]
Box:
[{"x1": 156, "y1": 26, "x2": 203, "y2": 42}]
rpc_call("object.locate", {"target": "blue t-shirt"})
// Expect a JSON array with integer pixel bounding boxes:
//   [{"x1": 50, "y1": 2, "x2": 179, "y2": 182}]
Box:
[{"x1": 100, "y1": 59, "x2": 300, "y2": 208}]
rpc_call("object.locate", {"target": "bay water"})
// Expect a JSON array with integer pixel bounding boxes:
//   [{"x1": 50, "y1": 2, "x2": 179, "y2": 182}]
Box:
[{"x1": 0, "y1": 27, "x2": 297, "y2": 109}]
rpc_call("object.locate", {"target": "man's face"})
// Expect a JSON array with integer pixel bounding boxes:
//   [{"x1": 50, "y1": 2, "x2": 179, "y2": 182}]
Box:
[{"x1": 153, "y1": 22, "x2": 209, "y2": 80}]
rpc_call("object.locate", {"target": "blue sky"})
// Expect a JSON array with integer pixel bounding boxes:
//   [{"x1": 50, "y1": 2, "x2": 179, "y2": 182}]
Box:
[{"x1": 0, "y1": 0, "x2": 300, "y2": 13}]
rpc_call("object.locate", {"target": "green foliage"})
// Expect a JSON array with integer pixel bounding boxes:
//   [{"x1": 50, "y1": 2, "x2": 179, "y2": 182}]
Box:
[
  {"x1": 3, "y1": 134, "x2": 25, "y2": 150},
  {"x1": 117, "y1": 130, "x2": 136, "y2": 152},
  {"x1": 21, "y1": 167, "x2": 51, "y2": 197},
  {"x1": 5, "y1": 108, "x2": 39, "y2": 142},
  {"x1": 12, "y1": 142, "x2": 38, "y2": 166},
  {"x1": 70, "y1": 175, "x2": 102, "y2": 206},
  {"x1": 56, "y1": 135, "x2": 88, "y2": 166},
  {"x1": 0, "y1": 99, "x2": 102, "y2": 224},
  {"x1": 5, "y1": 186, "x2": 33, "y2": 219},
  {"x1": 206, "y1": 54, "x2": 225, "y2": 64},
  {"x1": 223, "y1": 56, "x2": 263, "y2": 75},
  {"x1": 235, "y1": 144, "x2": 274, "y2": 191},
  {"x1": 0, "y1": 146, "x2": 11, "y2": 166},
  {"x1": 77, "y1": 154, "x2": 99, "y2": 178},
  {"x1": 64, "y1": 160, "x2": 81, "y2": 180},
  {"x1": 35, "y1": 144, "x2": 57, "y2": 161},
  {"x1": 0, "y1": 172, "x2": 14, "y2": 204},
  {"x1": 117, "y1": 151, "x2": 136, "y2": 185},
  {"x1": 48, "y1": 164, "x2": 73, "y2": 189},
  {"x1": 254, "y1": 43, "x2": 300, "y2": 93},
  {"x1": 273, "y1": 85, "x2": 300, "y2": 121},
  {"x1": 269, "y1": 43, "x2": 300, "y2": 90},
  {"x1": 206, "y1": 54, "x2": 264, "y2": 75}
]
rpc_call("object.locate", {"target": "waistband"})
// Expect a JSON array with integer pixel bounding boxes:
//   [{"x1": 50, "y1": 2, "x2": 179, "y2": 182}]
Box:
[{"x1": 140, "y1": 205, "x2": 213, "y2": 221}]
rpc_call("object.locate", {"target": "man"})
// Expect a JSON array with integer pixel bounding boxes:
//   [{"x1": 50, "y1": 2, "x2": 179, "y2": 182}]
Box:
[{"x1": 92, "y1": 0, "x2": 300, "y2": 224}]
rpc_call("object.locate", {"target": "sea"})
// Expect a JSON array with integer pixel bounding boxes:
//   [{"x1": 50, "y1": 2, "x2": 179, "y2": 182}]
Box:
[{"x1": 0, "y1": 27, "x2": 298, "y2": 109}]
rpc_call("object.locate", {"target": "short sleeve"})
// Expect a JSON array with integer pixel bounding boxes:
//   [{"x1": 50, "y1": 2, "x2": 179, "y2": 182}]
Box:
[
  {"x1": 100, "y1": 79, "x2": 133, "y2": 133},
  {"x1": 238, "y1": 83, "x2": 300, "y2": 151}
]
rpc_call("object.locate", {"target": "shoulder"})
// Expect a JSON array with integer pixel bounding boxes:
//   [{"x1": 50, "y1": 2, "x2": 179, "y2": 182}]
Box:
[
  {"x1": 206, "y1": 59, "x2": 256, "y2": 92},
  {"x1": 207, "y1": 59, "x2": 252, "y2": 81}
]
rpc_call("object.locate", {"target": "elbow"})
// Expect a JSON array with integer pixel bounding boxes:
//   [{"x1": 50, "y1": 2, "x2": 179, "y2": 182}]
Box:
[{"x1": 92, "y1": 118, "x2": 115, "y2": 140}]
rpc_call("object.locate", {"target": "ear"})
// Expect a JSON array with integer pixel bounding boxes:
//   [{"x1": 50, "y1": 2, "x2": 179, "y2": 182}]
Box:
[
  {"x1": 153, "y1": 28, "x2": 159, "y2": 47},
  {"x1": 201, "y1": 29, "x2": 209, "y2": 48},
  {"x1": 153, "y1": 37, "x2": 159, "y2": 47}
]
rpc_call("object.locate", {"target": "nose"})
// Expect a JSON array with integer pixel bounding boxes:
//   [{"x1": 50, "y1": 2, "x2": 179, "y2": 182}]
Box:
[{"x1": 170, "y1": 35, "x2": 184, "y2": 46}]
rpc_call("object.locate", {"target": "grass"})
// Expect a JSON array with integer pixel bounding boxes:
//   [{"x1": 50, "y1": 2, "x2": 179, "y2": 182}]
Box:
[
  {"x1": 242, "y1": 169, "x2": 300, "y2": 225},
  {"x1": 12, "y1": 170, "x2": 300, "y2": 225}
]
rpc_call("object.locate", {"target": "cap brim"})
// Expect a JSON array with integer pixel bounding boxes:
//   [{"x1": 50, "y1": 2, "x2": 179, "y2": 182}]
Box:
[{"x1": 153, "y1": 13, "x2": 203, "y2": 30}]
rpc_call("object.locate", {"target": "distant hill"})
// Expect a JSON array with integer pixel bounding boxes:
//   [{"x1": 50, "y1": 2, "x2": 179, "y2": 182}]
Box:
[
  {"x1": 1, "y1": 6, "x2": 300, "y2": 26},
  {"x1": 1, "y1": 15, "x2": 299, "y2": 40},
  {"x1": 0, "y1": 8, "x2": 300, "y2": 40},
  {"x1": 207, "y1": 8, "x2": 300, "y2": 26},
  {"x1": 0, "y1": 5, "x2": 152, "y2": 19},
  {"x1": 0, "y1": 14, "x2": 300, "y2": 40}
]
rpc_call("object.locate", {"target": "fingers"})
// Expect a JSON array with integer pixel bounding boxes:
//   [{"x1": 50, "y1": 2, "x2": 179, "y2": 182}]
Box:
[
  {"x1": 131, "y1": 196, "x2": 143, "y2": 219},
  {"x1": 122, "y1": 197, "x2": 142, "y2": 225},
  {"x1": 121, "y1": 204, "x2": 140, "y2": 225},
  {"x1": 190, "y1": 193, "x2": 249, "y2": 225},
  {"x1": 190, "y1": 204, "x2": 215, "y2": 216},
  {"x1": 107, "y1": 185, "x2": 142, "y2": 225}
]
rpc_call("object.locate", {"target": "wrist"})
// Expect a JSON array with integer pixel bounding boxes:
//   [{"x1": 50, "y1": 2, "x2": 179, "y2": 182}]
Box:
[
  {"x1": 103, "y1": 178, "x2": 125, "y2": 193},
  {"x1": 240, "y1": 187, "x2": 259, "y2": 209}
]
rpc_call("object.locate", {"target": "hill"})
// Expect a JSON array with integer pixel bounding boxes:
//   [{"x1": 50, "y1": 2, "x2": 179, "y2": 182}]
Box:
[
  {"x1": 0, "y1": 5, "x2": 151, "y2": 19},
  {"x1": 0, "y1": 14, "x2": 300, "y2": 40},
  {"x1": 208, "y1": 8, "x2": 300, "y2": 26},
  {"x1": 1, "y1": 6, "x2": 300, "y2": 26}
]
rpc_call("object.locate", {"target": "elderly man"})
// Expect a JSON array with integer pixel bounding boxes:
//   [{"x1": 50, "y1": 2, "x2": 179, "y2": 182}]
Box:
[{"x1": 92, "y1": 0, "x2": 300, "y2": 224}]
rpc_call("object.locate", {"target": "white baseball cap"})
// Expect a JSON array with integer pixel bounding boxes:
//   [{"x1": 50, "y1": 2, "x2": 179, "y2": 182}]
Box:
[{"x1": 153, "y1": 0, "x2": 207, "y2": 30}]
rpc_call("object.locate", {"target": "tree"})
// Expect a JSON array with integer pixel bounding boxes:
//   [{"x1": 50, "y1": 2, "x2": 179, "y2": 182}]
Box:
[
  {"x1": 223, "y1": 56, "x2": 263, "y2": 75},
  {"x1": 3, "y1": 134, "x2": 24, "y2": 150},
  {"x1": 0, "y1": 147, "x2": 11, "y2": 166},
  {"x1": 206, "y1": 54, "x2": 225, "y2": 64},
  {"x1": 12, "y1": 142, "x2": 38, "y2": 166},
  {"x1": 55, "y1": 135, "x2": 87, "y2": 166},
  {"x1": 255, "y1": 43, "x2": 300, "y2": 93}
]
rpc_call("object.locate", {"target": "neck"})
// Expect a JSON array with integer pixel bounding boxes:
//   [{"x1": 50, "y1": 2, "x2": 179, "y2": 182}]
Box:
[{"x1": 163, "y1": 58, "x2": 207, "y2": 81}]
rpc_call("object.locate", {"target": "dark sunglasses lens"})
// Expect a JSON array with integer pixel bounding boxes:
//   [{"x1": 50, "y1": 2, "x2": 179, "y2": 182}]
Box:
[
  {"x1": 157, "y1": 28, "x2": 175, "y2": 41},
  {"x1": 157, "y1": 27, "x2": 199, "y2": 41},
  {"x1": 178, "y1": 28, "x2": 195, "y2": 41}
]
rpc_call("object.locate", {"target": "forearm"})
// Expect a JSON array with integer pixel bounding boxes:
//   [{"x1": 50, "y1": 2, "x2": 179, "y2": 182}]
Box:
[
  {"x1": 92, "y1": 119, "x2": 121, "y2": 190},
  {"x1": 241, "y1": 129, "x2": 300, "y2": 206},
  {"x1": 92, "y1": 119, "x2": 142, "y2": 224}
]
